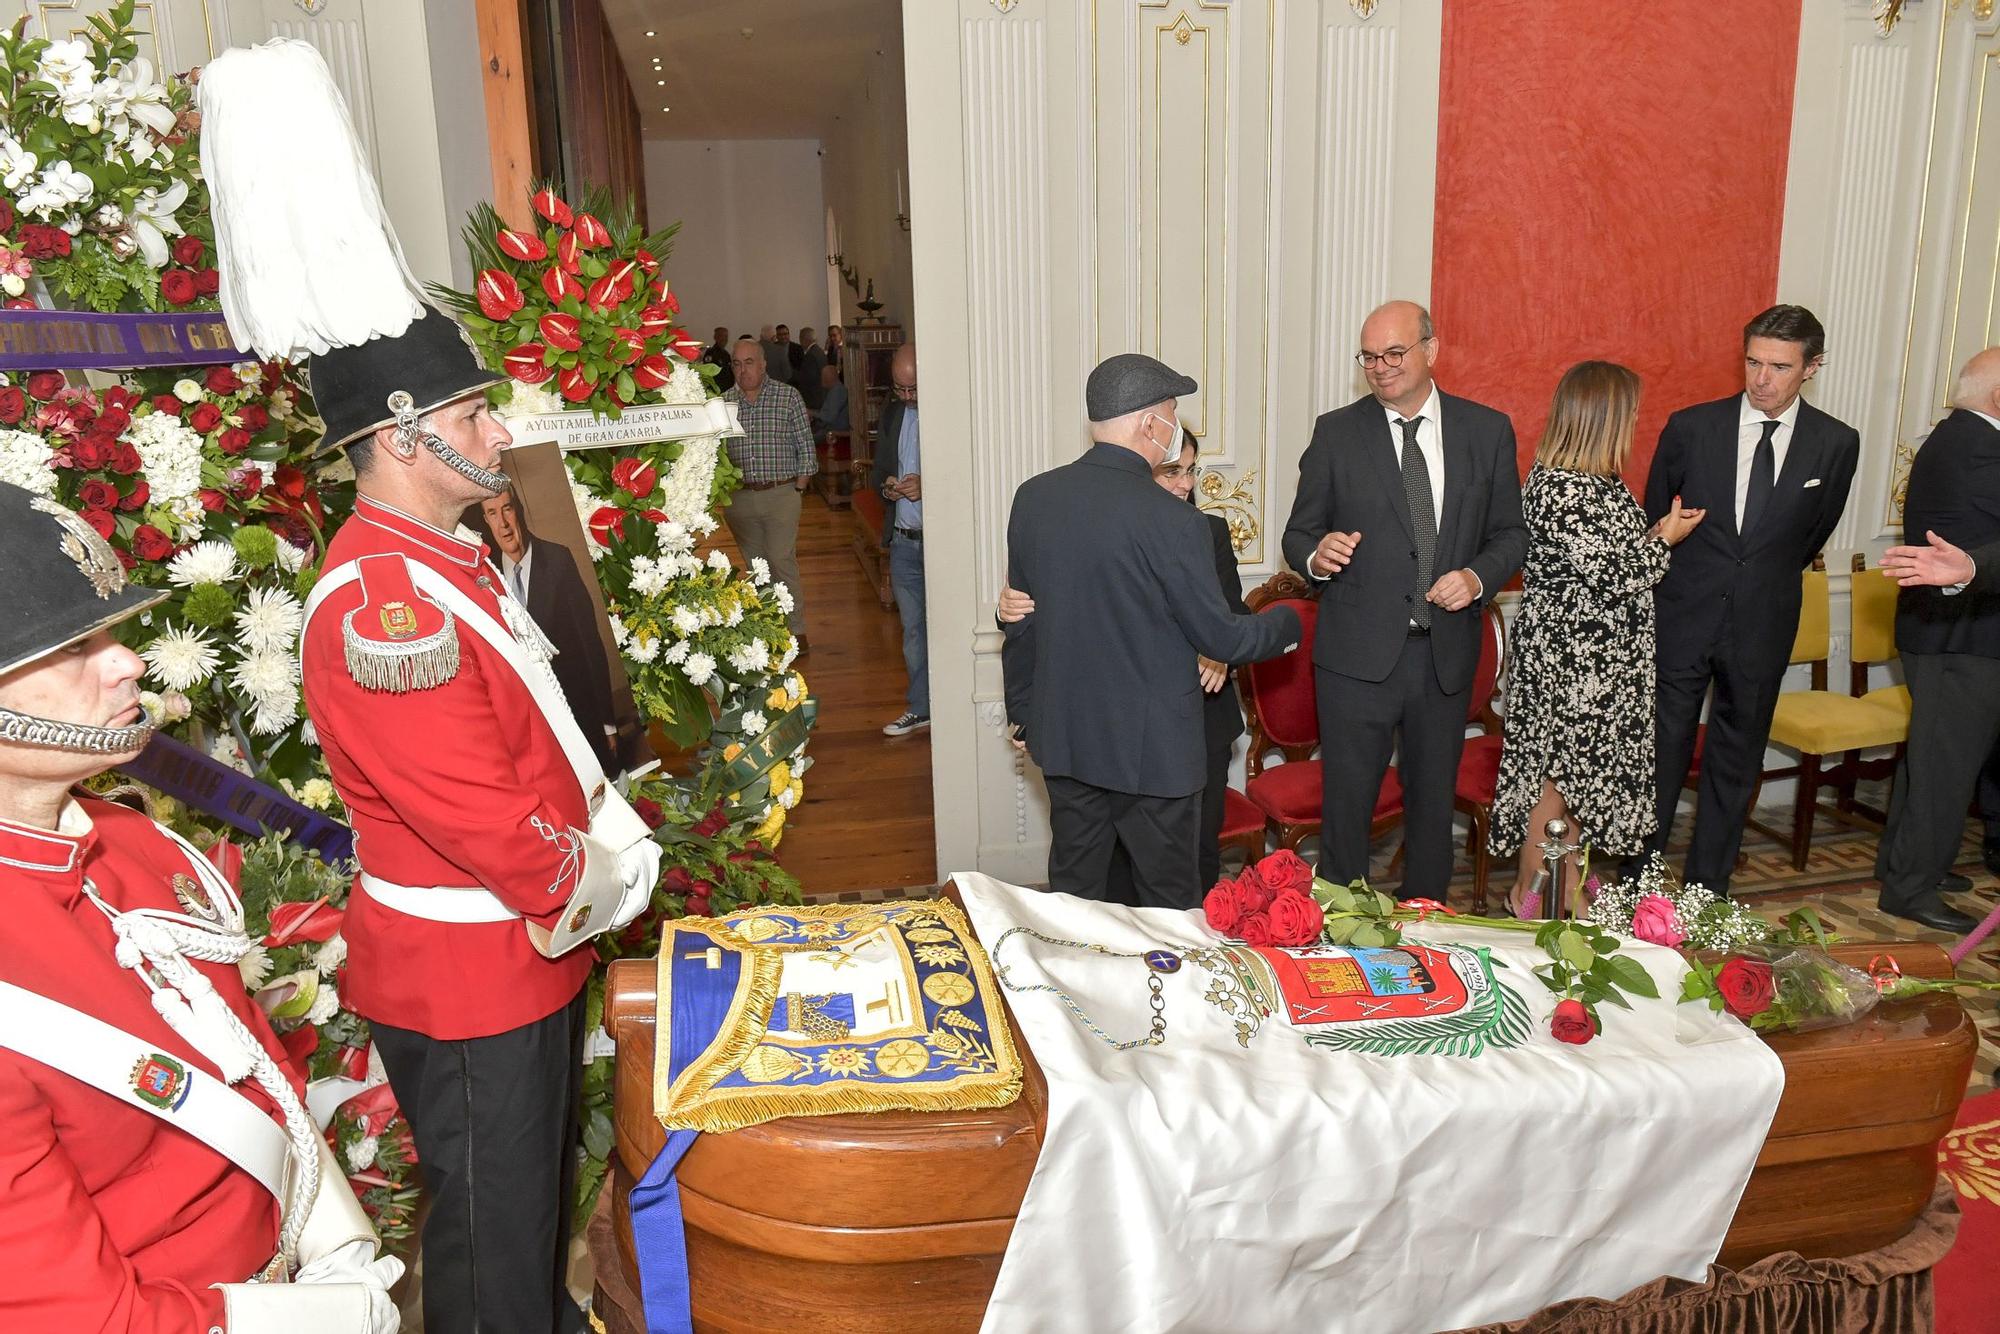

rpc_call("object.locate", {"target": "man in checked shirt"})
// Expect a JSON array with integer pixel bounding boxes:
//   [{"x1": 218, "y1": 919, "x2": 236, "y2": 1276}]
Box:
[{"x1": 723, "y1": 336, "x2": 818, "y2": 650}]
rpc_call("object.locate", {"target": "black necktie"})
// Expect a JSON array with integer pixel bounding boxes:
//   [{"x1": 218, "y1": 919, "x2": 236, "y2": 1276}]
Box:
[
  {"x1": 1741, "y1": 419, "x2": 1779, "y2": 537},
  {"x1": 1397, "y1": 416, "x2": 1436, "y2": 629}
]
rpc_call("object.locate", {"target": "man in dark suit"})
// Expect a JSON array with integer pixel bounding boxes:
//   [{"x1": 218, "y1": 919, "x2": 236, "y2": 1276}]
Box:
[
  {"x1": 797, "y1": 328, "x2": 828, "y2": 411},
  {"x1": 704, "y1": 327, "x2": 734, "y2": 392},
  {"x1": 478, "y1": 487, "x2": 621, "y2": 777},
  {"x1": 1003, "y1": 354, "x2": 1301, "y2": 909},
  {"x1": 1281, "y1": 300, "x2": 1528, "y2": 901},
  {"x1": 1640, "y1": 306, "x2": 1859, "y2": 895},
  {"x1": 1873, "y1": 347, "x2": 2000, "y2": 932}
]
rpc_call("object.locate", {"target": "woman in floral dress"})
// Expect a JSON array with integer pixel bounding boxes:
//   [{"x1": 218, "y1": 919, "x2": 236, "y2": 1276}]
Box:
[{"x1": 1489, "y1": 362, "x2": 1706, "y2": 916}]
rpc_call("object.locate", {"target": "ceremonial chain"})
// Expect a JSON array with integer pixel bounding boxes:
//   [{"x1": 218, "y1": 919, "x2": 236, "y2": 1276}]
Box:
[{"x1": 990, "y1": 926, "x2": 1183, "y2": 1051}]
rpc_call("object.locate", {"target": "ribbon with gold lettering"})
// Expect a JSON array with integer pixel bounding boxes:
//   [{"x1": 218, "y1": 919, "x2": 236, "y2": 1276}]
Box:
[{"x1": 0, "y1": 309, "x2": 250, "y2": 370}]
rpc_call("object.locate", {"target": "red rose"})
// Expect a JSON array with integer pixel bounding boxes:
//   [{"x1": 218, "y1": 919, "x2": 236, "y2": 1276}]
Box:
[
  {"x1": 194, "y1": 269, "x2": 220, "y2": 297},
  {"x1": 638, "y1": 302, "x2": 673, "y2": 337},
  {"x1": 1265, "y1": 890, "x2": 1326, "y2": 948},
  {"x1": 692, "y1": 804, "x2": 728, "y2": 837},
  {"x1": 1256, "y1": 850, "x2": 1315, "y2": 898},
  {"x1": 204, "y1": 366, "x2": 240, "y2": 395},
  {"x1": 271, "y1": 465, "x2": 307, "y2": 500},
  {"x1": 219, "y1": 427, "x2": 252, "y2": 455},
  {"x1": 3, "y1": 298, "x2": 31, "y2": 309},
  {"x1": 555, "y1": 230, "x2": 584, "y2": 275},
  {"x1": 96, "y1": 407, "x2": 130, "y2": 436},
  {"x1": 504, "y1": 342, "x2": 553, "y2": 384},
  {"x1": 78, "y1": 479, "x2": 118, "y2": 510},
  {"x1": 496, "y1": 227, "x2": 548, "y2": 262},
  {"x1": 661, "y1": 289, "x2": 680, "y2": 315},
  {"x1": 669, "y1": 329, "x2": 705, "y2": 361},
  {"x1": 632, "y1": 796, "x2": 665, "y2": 829},
  {"x1": 265, "y1": 898, "x2": 345, "y2": 946},
  {"x1": 69, "y1": 436, "x2": 107, "y2": 470},
  {"x1": 533, "y1": 186, "x2": 573, "y2": 228},
  {"x1": 19, "y1": 224, "x2": 70, "y2": 258},
  {"x1": 574, "y1": 213, "x2": 611, "y2": 248},
  {"x1": 1237, "y1": 866, "x2": 1275, "y2": 914},
  {"x1": 198, "y1": 487, "x2": 227, "y2": 512},
  {"x1": 557, "y1": 365, "x2": 596, "y2": 403},
  {"x1": 130, "y1": 524, "x2": 174, "y2": 561},
  {"x1": 1237, "y1": 911, "x2": 1274, "y2": 947},
  {"x1": 684, "y1": 893, "x2": 713, "y2": 918},
  {"x1": 537, "y1": 312, "x2": 582, "y2": 351},
  {"x1": 108, "y1": 443, "x2": 142, "y2": 475},
  {"x1": 25, "y1": 371, "x2": 65, "y2": 401},
  {"x1": 160, "y1": 269, "x2": 198, "y2": 305},
  {"x1": 611, "y1": 456, "x2": 659, "y2": 498},
  {"x1": 1715, "y1": 958, "x2": 1776, "y2": 1019},
  {"x1": 663, "y1": 866, "x2": 694, "y2": 893},
  {"x1": 1203, "y1": 878, "x2": 1248, "y2": 935},
  {"x1": 587, "y1": 504, "x2": 626, "y2": 546},
  {"x1": 230, "y1": 468, "x2": 263, "y2": 500},
  {"x1": 188, "y1": 402, "x2": 224, "y2": 433},
  {"x1": 79, "y1": 508, "x2": 115, "y2": 539},
  {"x1": 0, "y1": 386, "x2": 23, "y2": 423},
  {"x1": 541, "y1": 265, "x2": 584, "y2": 305},
  {"x1": 609, "y1": 327, "x2": 644, "y2": 364},
  {"x1": 119, "y1": 479, "x2": 149, "y2": 511},
  {"x1": 1551, "y1": 998, "x2": 1597, "y2": 1045},
  {"x1": 150, "y1": 393, "x2": 183, "y2": 416},
  {"x1": 475, "y1": 268, "x2": 525, "y2": 321},
  {"x1": 631, "y1": 355, "x2": 672, "y2": 391},
  {"x1": 171, "y1": 235, "x2": 205, "y2": 266},
  {"x1": 236, "y1": 404, "x2": 269, "y2": 432}
]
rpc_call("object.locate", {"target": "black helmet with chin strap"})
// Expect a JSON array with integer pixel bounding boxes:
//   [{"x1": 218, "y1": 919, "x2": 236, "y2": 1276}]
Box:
[{"x1": 0, "y1": 481, "x2": 166, "y2": 753}]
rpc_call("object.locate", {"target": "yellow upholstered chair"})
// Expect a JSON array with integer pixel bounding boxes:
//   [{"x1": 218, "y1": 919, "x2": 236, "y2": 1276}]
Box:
[
  {"x1": 1848, "y1": 554, "x2": 1911, "y2": 722},
  {"x1": 1752, "y1": 559, "x2": 1910, "y2": 869}
]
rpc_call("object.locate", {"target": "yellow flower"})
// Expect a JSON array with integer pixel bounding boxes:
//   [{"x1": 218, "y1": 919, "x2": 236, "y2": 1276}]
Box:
[
  {"x1": 766, "y1": 684, "x2": 790, "y2": 711},
  {"x1": 723, "y1": 742, "x2": 744, "y2": 762},
  {"x1": 786, "y1": 778, "x2": 803, "y2": 805},
  {"x1": 767, "y1": 761, "x2": 791, "y2": 793},
  {"x1": 754, "y1": 805, "x2": 786, "y2": 847}
]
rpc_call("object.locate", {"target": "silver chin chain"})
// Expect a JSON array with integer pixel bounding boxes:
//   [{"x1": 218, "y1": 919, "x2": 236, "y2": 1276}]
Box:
[
  {"x1": 0, "y1": 704, "x2": 155, "y2": 754},
  {"x1": 388, "y1": 389, "x2": 508, "y2": 494}
]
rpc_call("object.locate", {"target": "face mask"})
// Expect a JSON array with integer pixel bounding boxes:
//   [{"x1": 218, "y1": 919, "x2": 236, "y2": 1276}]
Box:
[{"x1": 1146, "y1": 411, "x2": 1185, "y2": 464}]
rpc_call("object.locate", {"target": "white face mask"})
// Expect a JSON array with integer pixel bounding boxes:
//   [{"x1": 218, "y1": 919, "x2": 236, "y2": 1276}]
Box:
[{"x1": 1144, "y1": 411, "x2": 1185, "y2": 464}]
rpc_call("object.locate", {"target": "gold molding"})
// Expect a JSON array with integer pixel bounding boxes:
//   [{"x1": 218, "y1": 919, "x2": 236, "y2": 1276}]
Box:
[
  {"x1": 1879, "y1": 0, "x2": 1996, "y2": 38},
  {"x1": 1199, "y1": 468, "x2": 1261, "y2": 553},
  {"x1": 1350, "y1": 0, "x2": 1382, "y2": 17}
]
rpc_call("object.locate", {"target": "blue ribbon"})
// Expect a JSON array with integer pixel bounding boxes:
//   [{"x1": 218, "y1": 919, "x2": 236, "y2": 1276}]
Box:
[
  {"x1": 0, "y1": 308, "x2": 248, "y2": 370},
  {"x1": 630, "y1": 926, "x2": 745, "y2": 1332},
  {"x1": 117, "y1": 732, "x2": 354, "y2": 863}
]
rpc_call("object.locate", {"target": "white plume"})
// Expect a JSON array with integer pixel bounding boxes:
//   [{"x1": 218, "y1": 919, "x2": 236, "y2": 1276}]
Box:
[{"x1": 198, "y1": 38, "x2": 424, "y2": 359}]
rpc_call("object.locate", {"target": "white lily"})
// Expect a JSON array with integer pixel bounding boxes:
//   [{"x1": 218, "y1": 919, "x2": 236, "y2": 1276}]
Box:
[
  {"x1": 0, "y1": 137, "x2": 37, "y2": 194},
  {"x1": 128, "y1": 178, "x2": 188, "y2": 268},
  {"x1": 18, "y1": 161, "x2": 94, "y2": 221},
  {"x1": 98, "y1": 58, "x2": 177, "y2": 138}
]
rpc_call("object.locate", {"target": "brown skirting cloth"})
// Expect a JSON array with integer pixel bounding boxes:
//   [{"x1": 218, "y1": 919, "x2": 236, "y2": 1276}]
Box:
[{"x1": 588, "y1": 1176, "x2": 1961, "y2": 1334}]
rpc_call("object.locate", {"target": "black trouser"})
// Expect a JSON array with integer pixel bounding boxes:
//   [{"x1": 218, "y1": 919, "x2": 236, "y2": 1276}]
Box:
[
  {"x1": 1646, "y1": 642, "x2": 1786, "y2": 895},
  {"x1": 1106, "y1": 730, "x2": 1233, "y2": 906},
  {"x1": 372, "y1": 989, "x2": 589, "y2": 1334},
  {"x1": 1981, "y1": 739, "x2": 2000, "y2": 864},
  {"x1": 1316, "y1": 635, "x2": 1468, "y2": 900},
  {"x1": 1877, "y1": 651, "x2": 2000, "y2": 914},
  {"x1": 1047, "y1": 775, "x2": 1202, "y2": 909}
]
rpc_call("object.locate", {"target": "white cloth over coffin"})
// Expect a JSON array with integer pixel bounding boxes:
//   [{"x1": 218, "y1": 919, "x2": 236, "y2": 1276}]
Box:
[{"x1": 954, "y1": 873, "x2": 1785, "y2": 1334}]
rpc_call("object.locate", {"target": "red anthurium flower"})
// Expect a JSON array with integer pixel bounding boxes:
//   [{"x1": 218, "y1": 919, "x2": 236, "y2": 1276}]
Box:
[
  {"x1": 634, "y1": 248, "x2": 659, "y2": 274},
  {"x1": 630, "y1": 355, "x2": 672, "y2": 391},
  {"x1": 504, "y1": 342, "x2": 553, "y2": 383},
  {"x1": 574, "y1": 213, "x2": 611, "y2": 248},
  {"x1": 475, "y1": 268, "x2": 525, "y2": 320},
  {"x1": 610, "y1": 456, "x2": 659, "y2": 497},
  {"x1": 538, "y1": 312, "x2": 582, "y2": 352},
  {"x1": 556, "y1": 230, "x2": 584, "y2": 275},
  {"x1": 660, "y1": 289, "x2": 680, "y2": 315},
  {"x1": 609, "y1": 327, "x2": 644, "y2": 364},
  {"x1": 557, "y1": 365, "x2": 597, "y2": 403},
  {"x1": 586, "y1": 261, "x2": 637, "y2": 312},
  {"x1": 533, "y1": 186, "x2": 573, "y2": 227},
  {"x1": 638, "y1": 303, "x2": 673, "y2": 337},
  {"x1": 669, "y1": 329, "x2": 705, "y2": 361},
  {"x1": 541, "y1": 265, "x2": 585, "y2": 305},
  {"x1": 266, "y1": 897, "x2": 345, "y2": 946},
  {"x1": 496, "y1": 227, "x2": 547, "y2": 262},
  {"x1": 587, "y1": 504, "x2": 626, "y2": 546}
]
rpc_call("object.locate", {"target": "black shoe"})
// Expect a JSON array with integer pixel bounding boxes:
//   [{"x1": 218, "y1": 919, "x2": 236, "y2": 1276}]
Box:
[
  {"x1": 1984, "y1": 843, "x2": 2000, "y2": 879},
  {"x1": 1939, "y1": 871, "x2": 1974, "y2": 894},
  {"x1": 1880, "y1": 899, "x2": 1982, "y2": 934}
]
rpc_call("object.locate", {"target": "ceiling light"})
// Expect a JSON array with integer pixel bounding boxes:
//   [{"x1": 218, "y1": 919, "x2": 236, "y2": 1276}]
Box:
[
  {"x1": 661, "y1": 106, "x2": 671, "y2": 112},
  {"x1": 656, "y1": 80, "x2": 665, "y2": 86},
  {"x1": 645, "y1": 30, "x2": 656, "y2": 37}
]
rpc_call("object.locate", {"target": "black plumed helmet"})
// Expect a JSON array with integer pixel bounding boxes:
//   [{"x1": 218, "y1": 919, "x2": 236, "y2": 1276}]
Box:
[
  {"x1": 306, "y1": 308, "x2": 503, "y2": 455},
  {"x1": 0, "y1": 482, "x2": 167, "y2": 678}
]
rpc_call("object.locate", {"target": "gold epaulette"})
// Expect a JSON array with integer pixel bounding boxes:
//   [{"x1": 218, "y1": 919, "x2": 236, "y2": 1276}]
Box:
[{"x1": 340, "y1": 553, "x2": 460, "y2": 692}]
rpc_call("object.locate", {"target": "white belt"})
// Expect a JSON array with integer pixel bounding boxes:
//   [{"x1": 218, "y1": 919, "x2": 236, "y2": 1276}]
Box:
[{"x1": 356, "y1": 873, "x2": 519, "y2": 924}]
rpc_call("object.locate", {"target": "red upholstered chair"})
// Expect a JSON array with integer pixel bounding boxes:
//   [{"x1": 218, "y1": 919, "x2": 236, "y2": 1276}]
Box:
[
  {"x1": 1443, "y1": 605, "x2": 1508, "y2": 914},
  {"x1": 1239, "y1": 574, "x2": 1405, "y2": 856},
  {"x1": 1218, "y1": 786, "x2": 1267, "y2": 867}
]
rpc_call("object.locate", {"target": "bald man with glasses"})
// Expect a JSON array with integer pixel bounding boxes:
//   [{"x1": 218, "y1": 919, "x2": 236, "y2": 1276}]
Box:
[{"x1": 722, "y1": 336, "x2": 817, "y2": 649}]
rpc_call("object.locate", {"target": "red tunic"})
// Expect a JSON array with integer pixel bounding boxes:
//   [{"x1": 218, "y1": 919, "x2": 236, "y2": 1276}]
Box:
[
  {"x1": 0, "y1": 796, "x2": 297, "y2": 1332},
  {"x1": 301, "y1": 496, "x2": 596, "y2": 1040}
]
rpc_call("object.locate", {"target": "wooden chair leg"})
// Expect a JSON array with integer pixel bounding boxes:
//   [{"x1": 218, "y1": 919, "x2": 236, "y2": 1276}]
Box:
[{"x1": 1791, "y1": 753, "x2": 1820, "y2": 871}]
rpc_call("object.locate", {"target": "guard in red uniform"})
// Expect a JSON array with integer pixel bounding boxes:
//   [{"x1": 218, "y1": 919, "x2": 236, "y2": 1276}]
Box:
[
  {"x1": 201, "y1": 40, "x2": 663, "y2": 1334},
  {"x1": 0, "y1": 481, "x2": 401, "y2": 1331}
]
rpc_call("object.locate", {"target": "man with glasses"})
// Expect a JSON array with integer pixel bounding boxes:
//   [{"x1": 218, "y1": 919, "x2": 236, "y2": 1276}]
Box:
[
  {"x1": 1282, "y1": 300, "x2": 1527, "y2": 901},
  {"x1": 723, "y1": 336, "x2": 817, "y2": 650},
  {"x1": 872, "y1": 342, "x2": 929, "y2": 736}
]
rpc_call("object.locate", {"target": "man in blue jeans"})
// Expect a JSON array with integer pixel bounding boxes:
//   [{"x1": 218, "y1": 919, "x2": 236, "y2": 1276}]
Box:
[{"x1": 872, "y1": 342, "x2": 928, "y2": 735}]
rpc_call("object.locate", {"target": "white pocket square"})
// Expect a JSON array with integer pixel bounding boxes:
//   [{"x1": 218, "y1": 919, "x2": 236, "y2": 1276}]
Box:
[{"x1": 1802, "y1": 478, "x2": 1823, "y2": 488}]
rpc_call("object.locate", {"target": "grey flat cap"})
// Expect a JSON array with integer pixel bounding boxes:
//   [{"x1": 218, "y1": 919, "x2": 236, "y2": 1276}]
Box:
[{"x1": 1086, "y1": 353, "x2": 1198, "y2": 422}]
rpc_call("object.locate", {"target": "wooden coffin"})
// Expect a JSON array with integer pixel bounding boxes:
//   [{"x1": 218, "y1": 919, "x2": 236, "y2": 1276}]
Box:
[{"x1": 596, "y1": 929, "x2": 1974, "y2": 1333}]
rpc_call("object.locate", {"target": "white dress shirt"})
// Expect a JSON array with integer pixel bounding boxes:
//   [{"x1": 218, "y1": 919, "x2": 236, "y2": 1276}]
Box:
[
  {"x1": 1384, "y1": 384, "x2": 1446, "y2": 525},
  {"x1": 1735, "y1": 393, "x2": 1801, "y2": 529},
  {"x1": 500, "y1": 545, "x2": 534, "y2": 605}
]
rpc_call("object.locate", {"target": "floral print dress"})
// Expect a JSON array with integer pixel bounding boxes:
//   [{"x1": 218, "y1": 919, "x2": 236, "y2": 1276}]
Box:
[{"x1": 1488, "y1": 466, "x2": 1671, "y2": 858}]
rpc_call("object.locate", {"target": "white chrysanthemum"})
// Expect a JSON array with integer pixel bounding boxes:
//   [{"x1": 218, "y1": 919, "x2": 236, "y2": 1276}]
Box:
[
  {"x1": 608, "y1": 613, "x2": 629, "y2": 648},
  {"x1": 344, "y1": 1134, "x2": 380, "y2": 1175},
  {"x1": 724, "y1": 603, "x2": 744, "y2": 627},
  {"x1": 656, "y1": 520, "x2": 692, "y2": 553},
  {"x1": 658, "y1": 435, "x2": 720, "y2": 531},
  {"x1": 207, "y1": 731, "x2": 249, "y2": 773},
  {"x1": 234, "y1": 585, "x2": 305, "y2": 654},
  {"x1": 778, "y1": 638, "x2": 800, "y2": 671},
  {"x1": 274, "y1": 539, "x2": 308, "y2": 575},
  {"x1": 316, "y1": 933, "x2": 348, "y2": 976},
  {"x1": 167, "y1": 540, "x2": 238, "y2": 588},
  {"x1": 499, "y1": 378, "x2": 564, "y2": 421},
  {"x1": 172, "y1": 378, "x2": 202, "y2": 403},
  {"x1": 237, "y1": 944, "x2": 273, "y2": 991},
  {"x1": 662, "y1": 639, "x2": 689, "y2": 665},
  {"x1": 627, "y1": 634, "x2": 661, "y2": 664},
  {"x1": 787, "y1": 675, "x2": 804, "y2": 701},
  {"x1": 742, "y1": 710, "x2": 767, "y2": 735},
  {"x1": 662, "y1": 361, "x2": 706, "y2": 404},
  {"x1": 0, "y1": 429, "x2": 55, "y2": 494},
  {"x1": 306, "y1": 979, "x2": 342, "y2": 1025},
  {"x1": 629, "y1": 555, "x2": 671, "y2": 598},
  {"x1": 776, "y1": 784, "x2": 798, "y2": 810},
  {"x1": 127, "y1": 411, "x2": 204, "y2": 510},
  {"x1": 670, "y1": 606, "x2": 701, "y2": 636},
  {"x1": 748, "y1": 557, "x2": 771, "y2": 585},
  {"x1": 230, "y1": 647, "x2": 297, "y2": 704},
  {"x1": 683, "y1": 651, "x2": 716, "y2": 686},
  {"x1": 705, "y1": 549, "x2": 731, "y2": 573},
  {"x1": 772, "y1": 583, "x2": 795, "y2": 615},
  {"x1": 297, "y1": 778, "x2": 336, "y2": 811},
  {"x1": 248, "y1": 690, "x2": 299, "y2": 737},
  {"x1": 141, "y1": 625, "x2": 221, "y2": 690}
]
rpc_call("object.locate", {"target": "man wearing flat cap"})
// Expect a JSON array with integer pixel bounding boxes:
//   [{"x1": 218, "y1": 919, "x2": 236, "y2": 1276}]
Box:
[
  {"x1": 0, "y1": 481, "x2": 401, "y2": 1330},
  {"x1": 1003, "y1": 354, "x2": 1301, "y2": 907}
]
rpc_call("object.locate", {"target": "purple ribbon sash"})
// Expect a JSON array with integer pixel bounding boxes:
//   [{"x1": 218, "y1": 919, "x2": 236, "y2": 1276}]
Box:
[
  {"x1": 120, "y1": 733, "x2": 354, "y2": 864},
  {"x1": 0, "y1": 309, "x2": 249, "y2": 370}
]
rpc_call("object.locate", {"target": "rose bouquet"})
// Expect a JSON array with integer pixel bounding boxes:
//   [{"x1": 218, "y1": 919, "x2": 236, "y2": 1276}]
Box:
[
  {"x1": 1202, "y1": 850, "x2": 1328, "y2": 947},
  {"x1": 326, "y1": 1084, "x2": 419, "y2": 1247},
  {"x1": 0, "y1": 2, "x2": 211, "y2": 312},
  {"x1": 1586, "y1": 853, "x2": 1777, "y2": 951}
]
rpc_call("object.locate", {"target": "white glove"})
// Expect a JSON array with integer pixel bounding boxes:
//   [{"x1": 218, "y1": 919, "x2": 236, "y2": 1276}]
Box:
[
  {"x1": 216, "y1": 1271, "x2": 400, "y2": 1332},
  {"x1": 611, "y1": 837, "x2": 663, "y2": 929}
]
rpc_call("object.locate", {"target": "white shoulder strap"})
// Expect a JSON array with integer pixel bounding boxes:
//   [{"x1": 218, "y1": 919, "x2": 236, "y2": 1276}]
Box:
[{"x1": 0, "y1": 979, "x2": 291, "y2": 1202}]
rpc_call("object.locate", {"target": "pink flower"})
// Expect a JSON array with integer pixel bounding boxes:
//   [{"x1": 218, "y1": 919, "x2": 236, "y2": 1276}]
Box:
[{"x1": 1628, "y1": 894, "x2": 1684, "y2": 948}]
